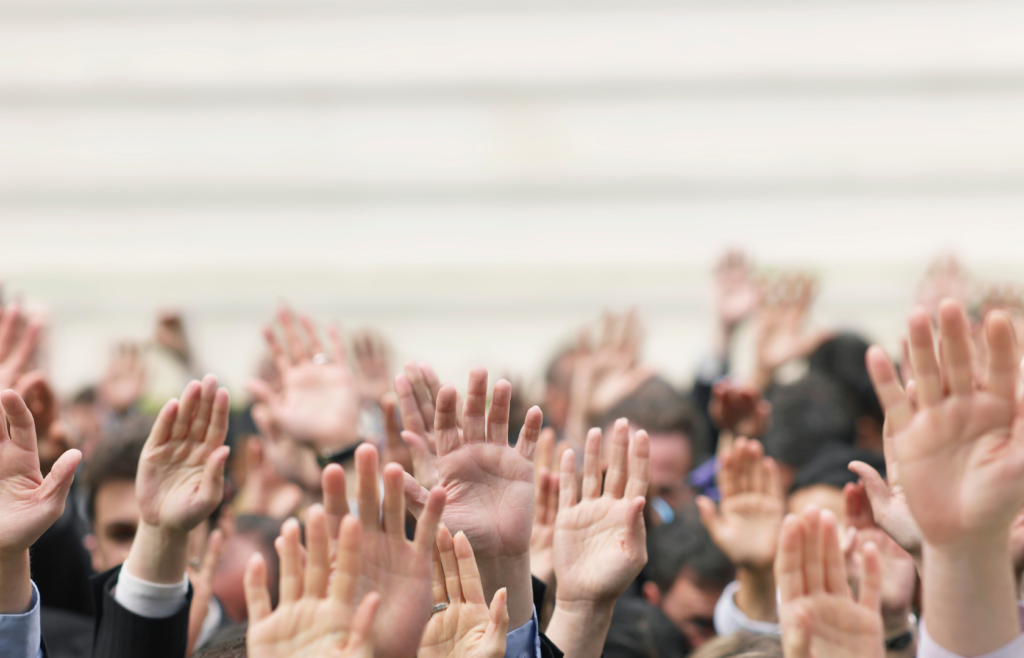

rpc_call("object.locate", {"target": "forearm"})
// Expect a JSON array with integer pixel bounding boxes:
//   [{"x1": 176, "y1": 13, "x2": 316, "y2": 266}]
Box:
[
  {"x1": 545, "y1": 599, "x2": 615, "y2": 658},
  {"x1": 476, "y1": 553, "x2": 535, "y2": 631},
  {"x1": 922, "y1": 538, "x2": 1021, "y2": 655},
  {"x1": 125, "y1": 522, "x2": 190, "y2": 585},
  {"x1": 0, "y1": 550, "x2": 33, "y2": 613},
  {"x1": 734, "y1": 567, "x2": 777, "y2": 623}
]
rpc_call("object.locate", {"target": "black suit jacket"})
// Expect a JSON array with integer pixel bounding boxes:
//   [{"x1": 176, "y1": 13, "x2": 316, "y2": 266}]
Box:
[
  {"x1": 90, "y1": 565, "x2": 193, "y2": 658},
  {"x1": 533, "y1": 577, "x2": 564, "y2": 658}
]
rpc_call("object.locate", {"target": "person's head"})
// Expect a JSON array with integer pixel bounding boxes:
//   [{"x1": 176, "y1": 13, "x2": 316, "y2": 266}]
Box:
[
  {"x1": 642, "y1": 506, "x2": 735, "y2": 649},
  {"x1": 687, "y1": 632, "x2": 783, "y2": 658},
  {"x1": 808, "y1": 333, "x2": 884, "y2": 453},
  {"x1": 213, "y1": 515, "x2": 284, "y2": 623},
  {"x1": 598, "y1": 377, "x2": 706, "y2": 512},
  {"x1": 542, "y1": 344, "x2": 577, "y2": 434},
  {"x1": 760, "y1": 372, "x2": 856, "y2": 493},
  {"x1": 787, "y1": 445, "x2": 886, "y2": 527},
  {"x1": 83, "y1": 421, "x2": 151, "y2": 572}
]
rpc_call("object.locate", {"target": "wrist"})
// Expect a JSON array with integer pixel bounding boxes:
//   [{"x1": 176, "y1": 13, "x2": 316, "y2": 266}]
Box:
[
  {"x1": 552, "y1": 597, "x2": 615, "y2": 622},
  {"x1": 0, "y1": 549, "x2": 33, "y2": 613},
  {"x1": 736, "y1": 566, "x2": 777, "y2": 623},
  {"x1": 125, "y1": 521, "x2": 191, "y2": 585},
  {"x1": 475, "y1": 551, "x2": 534, "y2": 630}
]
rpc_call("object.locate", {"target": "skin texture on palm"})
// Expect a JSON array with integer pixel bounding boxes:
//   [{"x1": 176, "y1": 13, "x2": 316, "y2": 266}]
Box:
[
  {"x1": 777, "y1": 508, "x2": 884, "y2": 658},
  {"x1": 245, "y1": 511, "x2": 380, "y2": 658},
  {"x1": 543, "y1": 420, "x2": 649, "y2": 658},
  {"x1": 0, "y1": 389, "x2": 82, "y2": 613},
  {"x1": 697, "y1": 437, "x2": 784, "y2": 571},
  {"x1": 247, "y1": 308, "x2": 361, "y2": 453},
  {"x1": 129, "y1": 374, "x2": 231, "y2": 584},
  {"x1": 355, "y1": 444, "x2": 447, "y2": 658},
  {"x1": 421, "y1": 526, "x2": 508, "y2": 658},
  {"x1": 870, "y1": 301, "x2": 1024, "y2": 655},
  {"x1": 403, "y1": 368, "x2": 543, "y2": 631}
]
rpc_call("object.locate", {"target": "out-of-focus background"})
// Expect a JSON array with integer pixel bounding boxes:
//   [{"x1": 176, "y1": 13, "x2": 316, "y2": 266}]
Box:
[{"x1": 2, "y1": 0, "x2": 1024, "y2": 396}]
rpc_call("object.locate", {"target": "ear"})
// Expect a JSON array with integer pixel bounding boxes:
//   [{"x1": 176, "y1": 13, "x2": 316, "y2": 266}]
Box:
[
  {"x1": 83, "y1": 534, "x2": 105, "y2": 574},
  {"x1": 642, "y1": 580, "x2": 662, "y2": 607}
]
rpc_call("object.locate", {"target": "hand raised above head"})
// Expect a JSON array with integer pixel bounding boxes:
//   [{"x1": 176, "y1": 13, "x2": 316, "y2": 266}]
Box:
[
  {"x1": 247, "y1": 308, "x2": 360, "y2": 454},
  {"x1": 245, "y1": 510, "x2": 379, "y2": 658}
]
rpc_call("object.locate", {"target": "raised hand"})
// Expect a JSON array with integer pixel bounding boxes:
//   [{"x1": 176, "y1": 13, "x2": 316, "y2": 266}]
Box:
[
  {"x1": 0, "y1": 304, "x2": 41, "y2": 392},
  {"x1": 351, "y1": 329, "x2": 393, "y2": 403},
  {"x1": 875, "y1": 300, "x2": 1024, "y2": 654},
  {"x1": 355, "y1": 444, "x2": 447, "y2": 658},
  {"x1": 708, "y1": 381, "x2": 772, "y2": 440},
  {"x1": 247, "y1": 308, "x2": 360, "y2": 454},
  {"x1": 777, "y1": 508, "x2": 884, "y2": 658},
  {"x1": 529, "y1": 428, "x2": 559, "y2": 586},
  {"x1": 393, "y1": 361, "x2": 447, "y2": 489},
  {"x1": 99, "y1": 341, "x2": 146, "y2": 413},
  {"x1": 842, "y1": 482, "x2": 917, "y2": 642},
  {"x1": 404, "y1": 369, "x2": 543, "y2": 630},
  {"x1": 0, "y1": 389, "x2": 82, "y2": 612},
  {"x1": 544, "y1": 420, "x2": 649, "y2": 658},
  {"x1": 697, "y1": 437, "x2": 784, "y2": 571},
  {"x1": 752, "y1": 273, "x2": 832, "y2": 390},
  {"x1": 245, "y1": 509, "x2": 379, "y2": 658},
  {"x1": 129, "y1": 375, "x2": 230, "y2": 583},
  {"x1": 713, "y1": 250, "x2": 758, "y2": 357},
  {"x1": 420, "y1": 526, "x2": 508, "y2": 658},
  {"x1": 187, "y1": 528, "x2": 225, "y2": 657}
]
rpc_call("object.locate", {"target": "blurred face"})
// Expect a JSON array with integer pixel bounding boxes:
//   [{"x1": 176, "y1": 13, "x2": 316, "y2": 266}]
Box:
[
  {"x1": 787, "y1": 484, "x2": 845, "y2": 529},
  {"x1": 88, "y1": 479, "x2": 139, "y2": 572},
  {"x1": 214, "y1": 534, "x2": 272, "y2": 623},
  {"x1": 649, "y1": 572, "x2": 722, "y2": 649},
  {"x1": 648, "y1": 433, "x2": 693, "y2": 512}
]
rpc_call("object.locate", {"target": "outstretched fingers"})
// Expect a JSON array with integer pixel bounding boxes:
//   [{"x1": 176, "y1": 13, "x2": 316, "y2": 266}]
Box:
[
  {"x1": 0, "y1": 389, "x2": 39, "y2": 451},
  {"x1": 938, "y1": 300, "x2": 974, "y2": 396},
  {"x1": 984, "y1": 310, "x2": 1019, "y2": 401},
  {"x1": 356, "y1": 445, "x2": 381, "y2": 534},
  {"x1": 453, "y1": 531, "x2": 487, "y2": 606},
  {"x1": 604, "y1": 419, "x2": 630, "y2": 498},
  {"x1": 275, "y1": 518, "x2": 304, "y2": 604},
  {"x1": 857, "y1": 541, "x2": 883, "y2": 612},
  {"x1": 413, "y1": 486, "x2": 447, "y2": 552},
  {"x1": 382, "y1": 464, "x2": 408, "y2": 540},
  {"x1": 243, "y1": 552, "x2": 272, "y2": 624},
  {"x1": 623, "y1": 429, "x2": 651, "y2": 500},
  {"x1": 433, "y1": 385, "x2": 461, "y2": 457},
  {"x1": 865, "y1": 346, "x2": 913, "y2": 434},
  {"x1": 515, "y1": 406, "x2": 543, "y2": 461},
  {"x1": 330, "y1": 515, "x2": 363, "y2": 614},
  {"x1": 304, "y1": 505, "x2": 330, "y2": 599},
  {"x1": 462, "y1": 369, "x2": 489, "y2": 444},
  {"x1": 775, "y1": 514, "x2": 805, "y2": 602},
  {"x1": 558, "y1": 448, "x2": 578, "y2": 511},
  {"x1": 581, "y1": 428, "x2": 602, "y2": 499},
  {"x1": 908, "y1": 307, "x2": 943, "y2": 406},
  {"x1": 486, "y1": 379, "x2": 511, "y2": 446}
]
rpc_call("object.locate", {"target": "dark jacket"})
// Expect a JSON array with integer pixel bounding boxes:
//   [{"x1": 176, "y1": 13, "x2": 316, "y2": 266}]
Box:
[{"x1": 90, "y1": 565, "x2": 193, "y2": 658}]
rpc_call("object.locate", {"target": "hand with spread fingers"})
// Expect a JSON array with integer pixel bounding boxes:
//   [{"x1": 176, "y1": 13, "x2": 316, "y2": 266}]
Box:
[
  {"x1": 752, "y1": 273, "x2": 832, "y2": 390},
  {"x1": 99, "y1": 341, "x2": 147, "y2": 414},
  {"x1": 709, "y1": 381, "x2": 772, "y2": 441},
  {"x1": 544, "y1": 419, "x2": 649, "y2": 658},
  {"x1": 355, "y1": 444, "x2": 447, "y2": 658},
  {"x1": 0, "y1": 304, "x2": 42, "y2": 393},
  {"x1": 777, "y1": 508, "x2": 884, "y2": 658},
  {"x1": 0, "y1": 388, "x2": 82, "y2": 613},
  {"x1": 245, "y1": 510, "x2": 380, "y2": 658},
  {"x1": 187, "y1": 529, "x2": 225, "y2": 657},
  {"x1": 529, "y1": 428, "x2": 559, "y2": 586},
  {"x1": 697, "y1": 437, "x2": 784, "y2": 624},
  {"x1": 130, "y1": 375, "x2": 231, "y2": 583},
  {"x1": 351, "y1": 329, "x2": 393, "y2": 404},
  {"x1": 404, "y1": 369, "x2": 544, "y2": 632},
  {"x1": 871, "y1": 300, "x2": 1024, "y2": 655},
  {"x1": 247, "y1": 308, "x2": 361, "y2": 454},
  {"x1": 420, "y1": 526, "x2": 509, "y2": 658}
]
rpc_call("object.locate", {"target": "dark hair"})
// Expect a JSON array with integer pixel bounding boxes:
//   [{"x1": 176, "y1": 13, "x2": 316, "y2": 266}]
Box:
[
  {"x1": 647, "y1": 504, "x2": 734, "y2": 593},
  {"x1": 235, "y1": 515, "x2": 288, "y2": 608},
  {"x1": 84, "y1": 419, "x2": 153, "y2": 523},
  {"x1": 688, "y1": 632, "x2": 783, "y2": 658},
  {"x1": 605, "y1": 596, "x2": 692, "y2": 658},
  {"x1": 808, "y1": 333, "x2": 883, "y2": 425},
  {"x1": 192, "y1": 636, "x2": 247, "y2": 658},
  {"x1": 760, "y1": 372, "x2": 856, "y2": 470},
  {"x1": 72, "y1": 386, "x2": 98, "y2": 406},
  {"x1": 595, "y1": 377, "x2": 708, "y2": 465},
  {"x1": 791, "y1": 444, "x2": 886, "y2": 494}
]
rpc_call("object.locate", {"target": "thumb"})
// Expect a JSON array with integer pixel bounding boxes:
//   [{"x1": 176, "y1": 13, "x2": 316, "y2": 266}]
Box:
[
  {"x1": 402, "y1": 470, "x2": 431, "y2": 520},
  {"x1": 198, "y1": 445, "x2": 231, "y2": 508},
  {"x1": 696, "y1": 495, "x2": 721, "y2": 536},
  {"x1": 39, "y1": 448, "x2": 82, "y2": 511},
  {"x1": 848, "y1": 461, "x2": 890, "y2": 514},
  {"x1": 626, "y1": 495, "x2": 647, "y2": 547}
]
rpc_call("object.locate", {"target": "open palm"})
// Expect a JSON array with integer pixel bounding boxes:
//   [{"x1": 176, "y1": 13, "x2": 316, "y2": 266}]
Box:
[
  {"x1": 554, "y1": 420, "x2": 649, "y2": 603},
  {"x1": 881, "y1": 303, "x2": 1024, "y2": 546},
  {"x1": 136, "y1": 375, "x2": 231, "y2": 533},
  {"x1": 246, "y1": 511, "x2": 378, "y2": 658},
  {"x1": 777, "y1": 509, "x2": 884, "y2": 658}
]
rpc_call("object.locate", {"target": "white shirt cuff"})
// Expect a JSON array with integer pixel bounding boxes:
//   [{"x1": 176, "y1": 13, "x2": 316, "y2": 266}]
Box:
[
  {"x1": 713, "y1": 580, "x2": 780, "y2": 637},
  {"x1": 113, "y1": 562, "x2": 189, "y2": 619}
]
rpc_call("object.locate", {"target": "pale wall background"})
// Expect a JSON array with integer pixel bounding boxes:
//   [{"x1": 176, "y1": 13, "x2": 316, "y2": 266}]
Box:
[{"x1": 1, "y1": 0, "x2": 1023, "y2": 397}]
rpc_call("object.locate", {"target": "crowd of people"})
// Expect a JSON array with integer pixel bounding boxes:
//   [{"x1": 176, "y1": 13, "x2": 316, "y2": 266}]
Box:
[{"x1": 0, "y1": 251, "x2": 1022, "y2": 658}]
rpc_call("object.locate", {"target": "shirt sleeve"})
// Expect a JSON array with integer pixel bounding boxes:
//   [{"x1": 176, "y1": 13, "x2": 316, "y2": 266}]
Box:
[
  {"x1": 918, "y1": 619, "x2": 1024, "y2": 658},
  {"x1": 504, "y1": 605, "x2": 541, "y2": 658},
  {"x1": 113, "y1": 561, "x2": 190, "y2": 619},
  {"x1": 0, "y1": 580, "x2": 44, "y2": 658},
  {"x1": 713, "y1": 580, "x2": 780, "y2": 637}
]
